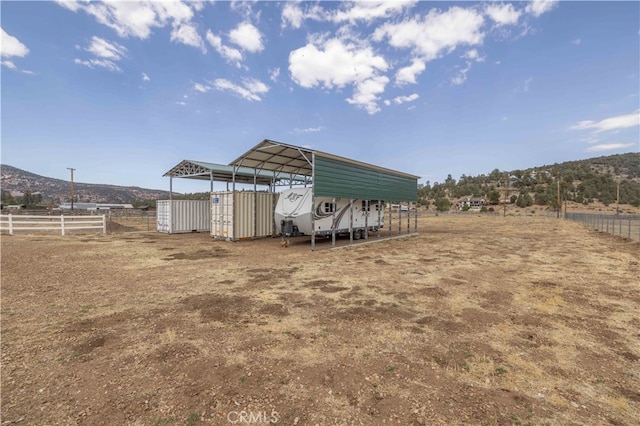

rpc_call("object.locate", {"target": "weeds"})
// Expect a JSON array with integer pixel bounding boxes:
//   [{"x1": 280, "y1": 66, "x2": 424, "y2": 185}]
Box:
[{"x1": 186, "y1": 412, "x2": 200, "y2": 426}]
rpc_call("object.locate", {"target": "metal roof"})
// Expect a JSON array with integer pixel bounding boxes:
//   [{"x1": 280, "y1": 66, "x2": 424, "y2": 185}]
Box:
[
  {"x1": 230, "y1": 139, "x2": 419, "y2": 201},
  {"x1": 163, "y1": 160, "x2": 279, "y2": 185},
  {"x1": 230, "y1": 139, "x2": 420, "y2": 180}
]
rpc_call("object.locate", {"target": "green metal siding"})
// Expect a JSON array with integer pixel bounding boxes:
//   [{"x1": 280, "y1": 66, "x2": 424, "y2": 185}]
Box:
[{"x1": 314, "y1": 156, "x2": 417, "y2": 201}]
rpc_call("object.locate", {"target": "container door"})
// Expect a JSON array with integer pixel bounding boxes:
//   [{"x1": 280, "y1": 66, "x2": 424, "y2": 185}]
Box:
[
  {"x1": 211, "y1": 193, "x2": 225, "y2": 238},
  {"x1": 157, "y1": 200, "x2": 171, "y2": 233},
  {"x1": 223, "y1": 192, "x2": 234, "y2": 239}
]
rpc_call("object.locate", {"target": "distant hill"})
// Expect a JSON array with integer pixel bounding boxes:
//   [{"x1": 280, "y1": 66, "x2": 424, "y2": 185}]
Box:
[
  {"x1": 0, "y1": 164, "x2": 171, "y2": 204},
  {"x1": 419, "y1": 152, "x2": 640, "y2": 209}
]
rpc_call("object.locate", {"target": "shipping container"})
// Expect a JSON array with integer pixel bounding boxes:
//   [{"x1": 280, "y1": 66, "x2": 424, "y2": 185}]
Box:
[
  {"x1": 211, "y1": 191, "x2": 277, "y2": 240},
  {"x1": 157, "y1": 200, "x2": 210, "y2": 234}
]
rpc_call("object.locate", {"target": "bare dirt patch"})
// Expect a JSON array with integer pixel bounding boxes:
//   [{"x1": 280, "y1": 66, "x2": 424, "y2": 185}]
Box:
[{"x1": 2, "y1": 217, "x2": 639, "y2": 425}]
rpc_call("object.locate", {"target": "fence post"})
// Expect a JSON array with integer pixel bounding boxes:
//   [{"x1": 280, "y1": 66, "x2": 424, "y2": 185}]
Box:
[
  {"x1": 629, "y1": 218, "x2": 632, "y2": 240},
  {"x1": 618, "y1": 217, "x2": 622, "y2": 237},
  {"x1": 102, "y1": 215, "x2": 107, "y2": 234},
  {"x1": 8, "y1": 214, "x2": 13, "y2": 235},
  {"x1": 61, "y1": 215, "x2": 65, "y2": 236}
]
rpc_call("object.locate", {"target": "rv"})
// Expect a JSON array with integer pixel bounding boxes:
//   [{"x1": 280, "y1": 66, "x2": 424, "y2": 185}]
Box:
[{"x1": 274, "y1": 187, "x2": 384, "y2": 239}]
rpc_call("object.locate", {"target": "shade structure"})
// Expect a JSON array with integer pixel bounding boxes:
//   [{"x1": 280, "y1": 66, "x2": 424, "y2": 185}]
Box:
[{"x1": 229, "y1": 139, "x2": 418, "y2": 202}]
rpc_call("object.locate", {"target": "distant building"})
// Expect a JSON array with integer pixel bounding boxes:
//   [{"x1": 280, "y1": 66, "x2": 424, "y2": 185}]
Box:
[
  {"x1": 1, "y1": 204, "x2": 26, "y2": 210},
  {"x1": 58, "y1": 203, "x2": 134, "y2": 210},
  {"x1": 457, "y1": 197, "x2": 485, "y2": 211}
]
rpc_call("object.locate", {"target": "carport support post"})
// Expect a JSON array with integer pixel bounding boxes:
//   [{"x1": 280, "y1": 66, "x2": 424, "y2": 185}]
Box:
[
  {"x1": 398, "y1": 204, "x2": 402, "y2": 234},
  {"x1": 388, "y1": 202, "x2": 392, "y2": 236},
  {"x1": 404, "y1": 204, "x2": 409, "y2": 230},
  {"x1": 414, "y1": 204, "x2": 418, "y2": 233},
  {"x1": 364, "y1": 200, "x2": 369, "y2": 240},
  {"x1": 311, "y1": 154, "x2": 316, "y2": 251},
  {"x1": 331, "y1": 197, "x2": 336, "y2": 247},
  {"x1": 169, "y1": 177, "x2": 173, "y2": 201},
  {"x1": 377, "y1": 201, "x2": 381, "y2": 238},
  {"x1": 349, "y1": 199, "x2": 354, "y2": 244}
]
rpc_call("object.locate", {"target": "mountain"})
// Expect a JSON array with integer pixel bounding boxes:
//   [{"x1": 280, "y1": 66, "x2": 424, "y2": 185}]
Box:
[{"x1": 0, "y1": 164, "x2": 171, "y2": 204}]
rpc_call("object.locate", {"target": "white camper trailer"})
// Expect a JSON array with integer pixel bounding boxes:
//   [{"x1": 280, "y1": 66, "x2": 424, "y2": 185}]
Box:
[{"x1": 274, "y1": 187, "x2": 384, "y2": 239}]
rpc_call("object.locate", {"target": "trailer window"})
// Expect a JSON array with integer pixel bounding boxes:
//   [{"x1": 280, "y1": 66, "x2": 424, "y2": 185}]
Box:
[{"x1": 324, "y1": 202, "x2": 335, "y2": 213}]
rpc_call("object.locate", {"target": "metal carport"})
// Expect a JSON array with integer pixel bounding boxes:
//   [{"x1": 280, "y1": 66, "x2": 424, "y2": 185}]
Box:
[
  {"x1": 229, "y1": 139, "x2": 419, "y2": 249},
  {"x1": 162, "y1": 159, "x2": 311, "y2": 197}
]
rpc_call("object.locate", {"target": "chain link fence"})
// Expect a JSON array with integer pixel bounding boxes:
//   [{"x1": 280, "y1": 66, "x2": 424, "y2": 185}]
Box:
[{"x1": 564, "y1": 212, "x2": 640, "y2": 242}]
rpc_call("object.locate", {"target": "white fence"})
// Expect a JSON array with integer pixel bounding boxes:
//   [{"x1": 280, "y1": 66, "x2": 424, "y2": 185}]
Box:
[{"x1": 0, "y1": 214, "x2": 106, "y2": 236}]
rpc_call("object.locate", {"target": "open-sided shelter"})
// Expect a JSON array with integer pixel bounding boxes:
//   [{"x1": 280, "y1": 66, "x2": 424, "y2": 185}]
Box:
[{"x1": 229, "y1": 139, "x2": 419, "y2": 249}]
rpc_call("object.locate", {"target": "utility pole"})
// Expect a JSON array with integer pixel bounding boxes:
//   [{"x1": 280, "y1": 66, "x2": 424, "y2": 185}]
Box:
[
  {"x1": 67, "y1": 167, "x2": 75, "y2": 212},
  {"x1": 556, "y1": 176, "x2": 561, "y2": 219}
]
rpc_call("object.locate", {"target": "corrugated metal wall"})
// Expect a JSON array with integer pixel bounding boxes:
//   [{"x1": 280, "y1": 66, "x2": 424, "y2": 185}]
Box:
[
  {"x1": 157, "y1": 200, "x2": 210, "y2": 234},
  {"x1": 313, "y1": 156, "x2": 417, "y2": 201},
  {"x1": 211, "y1": 192, "x2": 276, "y2": 240}
]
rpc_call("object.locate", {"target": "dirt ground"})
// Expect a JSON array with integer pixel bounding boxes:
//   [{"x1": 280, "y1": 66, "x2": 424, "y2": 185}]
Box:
[{"x1": 1, "y1": 216, "x2": 639, "y2": 425}]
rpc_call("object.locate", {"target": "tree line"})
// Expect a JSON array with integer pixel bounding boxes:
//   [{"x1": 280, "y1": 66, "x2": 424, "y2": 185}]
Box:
[{"x1": 418, "y1": 153, "x2": 640, "y2": 211}]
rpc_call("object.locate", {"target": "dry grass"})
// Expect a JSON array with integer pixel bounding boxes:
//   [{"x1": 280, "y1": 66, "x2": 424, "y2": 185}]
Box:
[{"x1": 1, "y1": 216, "x2": 638, "y2": 425}]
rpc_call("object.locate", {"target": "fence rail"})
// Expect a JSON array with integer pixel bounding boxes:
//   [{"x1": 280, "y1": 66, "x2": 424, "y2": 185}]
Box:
[
  {"x1": 0, "y1": 214, "x2": 106, "y2": 236},
  {"x1": 565, "y1": 212, "x2": 640, "y2": 242}
]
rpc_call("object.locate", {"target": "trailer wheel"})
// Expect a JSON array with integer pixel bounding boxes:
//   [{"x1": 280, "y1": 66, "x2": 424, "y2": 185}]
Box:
[{"x1": 353, "y1": 229, "x2": 362, "y2": 240}]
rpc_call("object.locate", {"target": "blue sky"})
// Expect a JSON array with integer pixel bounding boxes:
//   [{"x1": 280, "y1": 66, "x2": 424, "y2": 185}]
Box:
[{"x1": 2, "y1": 1, "x2": 639, "y2": 193}]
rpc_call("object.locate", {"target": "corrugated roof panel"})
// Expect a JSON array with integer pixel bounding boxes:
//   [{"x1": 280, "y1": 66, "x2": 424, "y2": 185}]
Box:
[{"x1": 314, "y1": 156, "x2": 417, "y2": 201}]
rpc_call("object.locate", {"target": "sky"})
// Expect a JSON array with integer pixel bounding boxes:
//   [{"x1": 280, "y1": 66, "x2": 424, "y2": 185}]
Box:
[{"x1": 1, "y1": 0, "x2": 639, "y2": 194}]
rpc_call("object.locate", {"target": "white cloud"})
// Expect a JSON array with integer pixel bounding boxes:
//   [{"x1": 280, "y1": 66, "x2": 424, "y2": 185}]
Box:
[
  {"x1": 485, "y1": 3, "x2": 521, "y2": 26},
  {"x1": 229, "y1": 22, "x2": 263, "y2": 53},
  {"x1": 142, "y1": 72, "x2": 150, "y2": 82},
  {"x1": 571, "y1": 38, "x2": 581, "y2": 45},
  {"x1": 586, "y1": 143, "x2": 635, "y2": 152},
  {"x1": 57, "y1": 0, "x2": 205, "y2": 52},
  {"x1": 451, "y1": 50, "x2": 484, "y2": 86},
  {"x1": 75, "y1": 36, "x2": 126, "y2": 72},
  {"x1": 281, "y1": 1, "x2": 415, "y2": 28},
  {"x1": 86, "y1": 36, "x2": 127, "y2": 60},
  {"x1": 171, "y1": 23, "x2": 206, "y2": 52},
  {"x1": 292, "y1": 126, "x2": 325, "y2": 134},
  {"x1": 193, "y1": 82, "x2": 212, "y2": 93},
  {"x1": 395, "y1": 59, "x2": 426, "y2": 85},
  {"x1": 393, "y1": 93, "x2": 420, "y2": 105},
  {"x1": 332, "y1": 1, "x2": 417, "y2": 24},
  {"x1": 1, "y1": 60, "x2": 17, "y2": 70},
  {"x1": 451, "y1": 62, "x2": 472, "y2": 86},
  {"x1": 1, "y1": 28, "x2": 29, "y2": 57},
  {"x1": 289, "y1": 37, "x2": 389, "y2": 114},
  {"x1": 281, "y1": 3, "x2": 304, "y2": 29},
  {"x1": 525, "y1": 0, "x2": 558, "y2": 17},
  {"x1": 373, "y1": 7, "x2": 485, "y2": 62},
  {"x1": 281, "y1": 3, "x2": 328, "y2": 29},
  {"x1": 213, "y1": 78, "x2": 269, "y2": 101},
  {"x1": 206, "y1": 30, "x2": 243, "y2": 66},
  {"x1": 176, "y1": 101, "x2": 187, "y2": 106},
  {"x1": 523, "y1": 77, "x2": 533, "y2": 92},
  {"x1": 269, "y1": 67, "x2": 280, "y2": 82},
  {"x1": 346, "y1": 75, "x2": 389, "y2": 114},
  {"x1": 463, "y1": 49, "x2": 485, "y2": 62},
  {"x1": 570, "y1": 111, "x2": 640, "y2": 133},
  {"x1": 74, "y1": 58, "x2": 121, "y2": 72}
]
